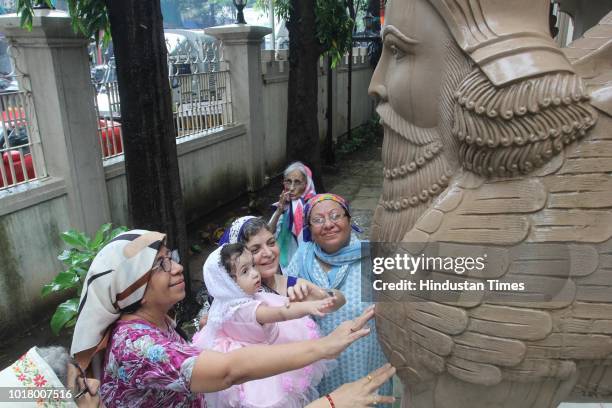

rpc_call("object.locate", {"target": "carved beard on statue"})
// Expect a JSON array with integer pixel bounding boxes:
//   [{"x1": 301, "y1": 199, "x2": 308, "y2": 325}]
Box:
[
  {"x1": 371, "y1": 39, "x2": 470, "y2": 242},
  {"x1": 371, "y1": 34, "x2": 598, "y2": 243},
  {"x1": 372, "y1": 104, "x2": 453, "y2": 242}
]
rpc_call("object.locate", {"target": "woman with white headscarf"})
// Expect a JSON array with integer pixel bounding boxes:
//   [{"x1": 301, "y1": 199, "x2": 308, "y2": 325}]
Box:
[{"x1": 70, "y1": 229, "x2": 394, "y2": 408}]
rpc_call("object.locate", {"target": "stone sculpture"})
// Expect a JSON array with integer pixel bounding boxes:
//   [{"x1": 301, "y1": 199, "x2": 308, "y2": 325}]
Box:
[{"x1": 369, "y1": 0, "x2": 612, "y2": 406}]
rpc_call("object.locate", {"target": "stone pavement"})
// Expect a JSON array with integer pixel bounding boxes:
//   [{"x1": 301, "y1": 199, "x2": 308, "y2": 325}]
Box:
[{"x1": 323, "y1": 144, "x2": 384, "y2": 240}]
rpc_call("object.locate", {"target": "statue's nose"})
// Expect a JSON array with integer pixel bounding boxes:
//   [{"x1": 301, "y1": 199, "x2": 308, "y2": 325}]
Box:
[
  {"x1": 368, "y1": 83, "x2": 388, "y2": 104},
  {"x1": 368, "y1": 63, "x2": 388, "y2": 104}
]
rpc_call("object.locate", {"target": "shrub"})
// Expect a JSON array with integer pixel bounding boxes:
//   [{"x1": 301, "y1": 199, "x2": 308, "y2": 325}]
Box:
[{"x1": 42, "y1": 223, "x2": 128, "y2": 335}]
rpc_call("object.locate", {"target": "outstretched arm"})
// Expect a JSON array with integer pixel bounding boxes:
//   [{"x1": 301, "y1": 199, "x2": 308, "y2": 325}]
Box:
[
  {"x1": 255, "y1": 298, "x2": 333, "y2": 324},
  {"x1": 190, "y1": 305, "x2": 375, "y2": 393},
  {"x1": 288, "y1": 279, "x2": 347, "y2": 311}
]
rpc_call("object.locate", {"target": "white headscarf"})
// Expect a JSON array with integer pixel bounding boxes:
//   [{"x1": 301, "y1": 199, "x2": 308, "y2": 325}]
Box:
[
  {"x1": 219, "y1": 215, "x2": 257, "y2": 245},
  {"x1": 195, "y1": 245, "x2": 255, "y2": 350},
  {"x1": 281, "y1": 162, "x2": 316, "y2": 239},
  {"x1": 70, "y1": 230, "x2": 166, "y2": 371}
]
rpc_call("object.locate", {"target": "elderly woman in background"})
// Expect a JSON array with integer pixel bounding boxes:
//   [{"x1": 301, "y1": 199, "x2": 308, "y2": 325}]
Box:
[
  {"x1": 286, "y1": 194, "x2": 392, "y2": 400},
  {"x1": 70, "y1": 229, "x2": 394, "y2": 408},
  {"x1": 269, "y1": 162, "x2": 317, "y2": 267}
]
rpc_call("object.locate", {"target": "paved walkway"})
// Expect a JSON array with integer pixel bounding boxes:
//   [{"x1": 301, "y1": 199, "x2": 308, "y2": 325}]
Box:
[{"x1": 323, "y1": 144, "x2": 384, "y2": 240}]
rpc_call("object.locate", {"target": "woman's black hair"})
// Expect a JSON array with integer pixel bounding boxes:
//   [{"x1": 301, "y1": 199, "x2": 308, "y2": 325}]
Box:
[
  {"x1": 120, "y1": 300, "x2": 142, "y2": 314},
  {"x1": 220, "y1": 242, "x2": 247, "y2": 276},
  {"x1": 239, "y1": 217, "x2": 272, "y2": 243}
]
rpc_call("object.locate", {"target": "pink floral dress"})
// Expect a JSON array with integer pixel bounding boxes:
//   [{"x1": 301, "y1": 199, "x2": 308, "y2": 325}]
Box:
[
  {"x1": 101, "y1": 319, "x2": 206, "y2": 408},
  {"x1": 192, "y1": 292, "x2": 332, "y2": 408}
]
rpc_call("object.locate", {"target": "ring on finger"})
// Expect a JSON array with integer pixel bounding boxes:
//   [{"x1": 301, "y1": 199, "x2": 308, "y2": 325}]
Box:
[{"x1": 367, "y1": 374, "x2": 373, "y2": 382}]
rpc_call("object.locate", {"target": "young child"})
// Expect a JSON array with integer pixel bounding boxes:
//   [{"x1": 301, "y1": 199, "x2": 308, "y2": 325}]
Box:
[
  {"x1": 268, "y1": 162, "x2": 316, "y2": 267},
  {"x1": 192, "y1": 243, "x2": 336, "y2": 408}
]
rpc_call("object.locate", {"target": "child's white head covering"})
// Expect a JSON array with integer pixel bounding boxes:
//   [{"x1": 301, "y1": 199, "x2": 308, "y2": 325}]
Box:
[{"x1": 194, "y1": 245, "x2": 253, "y2": 350}]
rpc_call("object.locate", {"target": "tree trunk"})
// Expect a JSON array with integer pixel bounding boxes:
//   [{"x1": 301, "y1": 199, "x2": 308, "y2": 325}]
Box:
[
  {"x1": 324, "y1": 56, "x2": 335, "y2": 165},
  {"x1": 105, "y1": 0, "x2": 194, "y2": 315},
  {"x1": 286, "y1": 0, "x2": 325, "y2": 191},
  {"x1": 347, "y1": 46, "x2": 353, "y2": 140},
  {"x1": 346, "y1": 0, "x2": 357, "y2": 141}
]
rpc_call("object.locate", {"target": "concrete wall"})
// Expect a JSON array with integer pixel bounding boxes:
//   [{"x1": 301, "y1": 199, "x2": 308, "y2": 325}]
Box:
[
  {"x1": 104, "y1": 125, "x2": 248, "y2": 225},
  {"x1": 262, "y1": 49, "x2": 375, "y2": 177},
  {"x1": 0, "y1": 180, "x2": 71, "y2": 334},
  {"x1": 337, "y1": 60, "x2": 376, "y2": 132}
]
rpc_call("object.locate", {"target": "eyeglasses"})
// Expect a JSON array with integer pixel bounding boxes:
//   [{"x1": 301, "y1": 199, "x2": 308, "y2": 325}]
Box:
[
  {"x1": 310, "y1": 211, "x2": 347, "y2": 226},
  {"x1": 283, "y1": 178, "x2": 304, "y2": 188},
  {"x1": 153, "y1": 249, "x2": 180, "y2": 273}
]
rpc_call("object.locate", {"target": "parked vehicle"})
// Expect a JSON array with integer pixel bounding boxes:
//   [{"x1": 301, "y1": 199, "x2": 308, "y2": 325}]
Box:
[
  {"x1": 0, "y1": 150, "x2": 34, "y2": 188},
  {"x1": 98, "y1": 119, "x2": 123, "y2": 157},
  {"x1": 0, "y1": 116, "x2": 122, "y2": 188}
]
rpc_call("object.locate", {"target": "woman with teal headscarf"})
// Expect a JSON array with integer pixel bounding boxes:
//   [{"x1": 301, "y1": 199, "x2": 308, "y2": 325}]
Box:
[{"x1": 285, "y1": 193, "x2": 392, "y2": 402}]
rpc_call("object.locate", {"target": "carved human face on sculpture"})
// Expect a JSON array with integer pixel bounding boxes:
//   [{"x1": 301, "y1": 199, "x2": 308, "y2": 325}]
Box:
[
  {"x1": 369, "y1": 0, "x2": 596, "y2": 197},
  {"x1": 369, "y1": 0, "x2": 451, "y2": 128},
  {"x1": 368, "y1": 0, "x2": 469, "y2": 242}
]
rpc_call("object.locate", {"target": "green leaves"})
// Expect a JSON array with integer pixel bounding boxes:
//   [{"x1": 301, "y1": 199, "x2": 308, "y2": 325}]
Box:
[
  {"x1": 42, "y1": 223, "x2": 127, "y2": 335},
  {"x1": 257, "y1": 0, "x2": 353, "y2": 67},
  {"x1": 254, "y1": 0, "x2": 292, "y2": 20},
  {"x1": 17, "y1": 0, "x2": 34, "y2": 30},
  {"x1": 316, "y1": 0, "x2": 353, "y2": 67},
  {"x1": 50, "y1": 298, "x2": 80, "y2": 336},
  {"x1": 41, "y1": 270, "x2": 80, "y2": 297},
  {"x1": 61, "y1": 229, "x2": 90, "y2": 249},
  {"x1": 16, "y1": 0, "x2": 110, "y2": 43}
]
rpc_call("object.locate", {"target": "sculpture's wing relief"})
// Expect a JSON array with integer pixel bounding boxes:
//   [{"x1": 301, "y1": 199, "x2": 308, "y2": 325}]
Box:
[{"x1": 386, "y1": 110, "x2": 612, "y2": 388}]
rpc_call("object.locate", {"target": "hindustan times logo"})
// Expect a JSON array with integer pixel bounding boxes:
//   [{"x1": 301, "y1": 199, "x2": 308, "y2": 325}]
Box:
[{"x1": 372, "y1": 253, "x2": 487, "y2": 275}]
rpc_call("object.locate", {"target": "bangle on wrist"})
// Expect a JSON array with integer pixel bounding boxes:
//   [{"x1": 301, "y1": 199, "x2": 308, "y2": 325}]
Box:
[{"x1": 325, "y1": 394, "x2": 335, "y2": 408}]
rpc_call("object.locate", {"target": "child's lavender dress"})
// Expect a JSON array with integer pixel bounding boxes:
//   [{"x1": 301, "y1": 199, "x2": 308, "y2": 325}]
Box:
[{"x1": 192, "y1": 292, "x2": 331, "y2": 408}]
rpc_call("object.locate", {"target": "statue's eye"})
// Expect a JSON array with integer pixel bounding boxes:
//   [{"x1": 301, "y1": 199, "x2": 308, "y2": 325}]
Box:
[{"x1": 389, "y1": 44, "x2": 406, "y2": 60}]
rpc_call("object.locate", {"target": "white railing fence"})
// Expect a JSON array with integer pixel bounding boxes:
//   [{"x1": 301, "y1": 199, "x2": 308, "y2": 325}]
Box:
[
  {"x1": 0, "y1": 45, "x2": 45, "y2": 192},
  {"x1": 93, "y1": 38, "x2": 233, "y2": 161}
]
